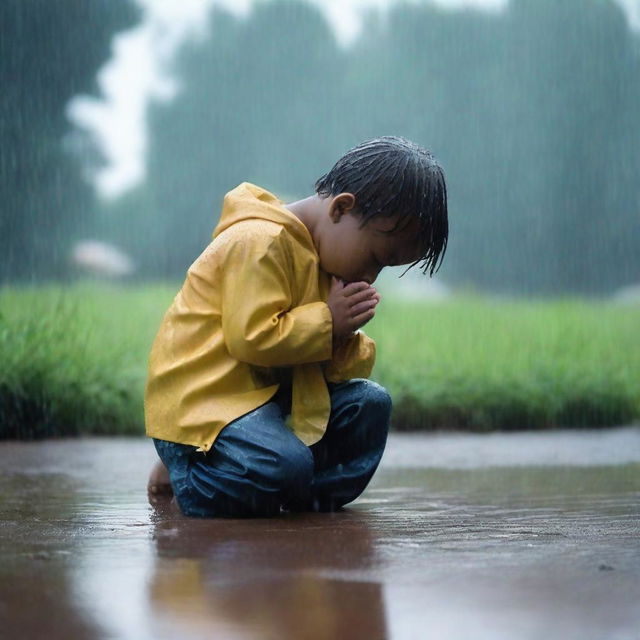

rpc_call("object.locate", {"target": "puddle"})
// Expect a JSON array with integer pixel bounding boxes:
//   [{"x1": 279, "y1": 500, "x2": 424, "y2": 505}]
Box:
[{"x1": 0, "y1": 429, "x2": 639, "y2": 639}]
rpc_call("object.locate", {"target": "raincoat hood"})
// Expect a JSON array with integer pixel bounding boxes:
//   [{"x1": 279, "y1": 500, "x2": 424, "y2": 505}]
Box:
[{"x1": 213, "y1": 182, "x2": 312, "y2": 249}]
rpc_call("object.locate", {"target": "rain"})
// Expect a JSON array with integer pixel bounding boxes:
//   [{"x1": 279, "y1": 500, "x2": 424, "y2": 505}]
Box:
[{"x1": 1, "y1": 1, "x2": 639, "y2": 638}]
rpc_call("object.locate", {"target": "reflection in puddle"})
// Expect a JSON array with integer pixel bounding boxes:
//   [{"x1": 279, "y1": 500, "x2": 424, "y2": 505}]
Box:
[{"x1": 147, "y1": 506, "x2": 388, "y2": 640}]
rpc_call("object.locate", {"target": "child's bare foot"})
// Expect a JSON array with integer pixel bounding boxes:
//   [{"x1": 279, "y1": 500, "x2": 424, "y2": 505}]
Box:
[{"x1": 147, "y1": 460, "x2": 173, "y2": 496}]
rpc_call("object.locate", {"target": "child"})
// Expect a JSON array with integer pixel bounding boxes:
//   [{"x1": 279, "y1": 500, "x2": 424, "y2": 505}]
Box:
[{"x1": 146, "y1": 136, "x2": 448, "y2": 518}]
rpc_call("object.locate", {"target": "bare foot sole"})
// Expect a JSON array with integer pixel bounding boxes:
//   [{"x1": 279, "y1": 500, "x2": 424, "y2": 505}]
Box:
[{"x1": 148, "y1": 459, "x2": 173, "y2": 496}]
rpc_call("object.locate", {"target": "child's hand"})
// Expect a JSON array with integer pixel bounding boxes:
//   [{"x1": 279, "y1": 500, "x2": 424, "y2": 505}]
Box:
[{"x1": 327, "y1": 277, "x2": 380, "y2": 340}]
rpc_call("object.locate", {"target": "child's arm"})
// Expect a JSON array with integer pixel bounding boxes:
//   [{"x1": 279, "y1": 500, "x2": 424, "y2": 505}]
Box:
[{"x1": 220, "y1": 224, "x2": 334, "y2": 367}]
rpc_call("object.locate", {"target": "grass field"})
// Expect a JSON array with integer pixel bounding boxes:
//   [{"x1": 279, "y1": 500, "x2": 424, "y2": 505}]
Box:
[{"x1": 0, "y1": 283, "x2": 638, "y2": 438}]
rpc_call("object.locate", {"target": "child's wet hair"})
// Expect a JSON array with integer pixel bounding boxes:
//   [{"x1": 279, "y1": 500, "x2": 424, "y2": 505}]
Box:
[{"x1": 315, "y1": 136, "x2": 448, "y2": 276}]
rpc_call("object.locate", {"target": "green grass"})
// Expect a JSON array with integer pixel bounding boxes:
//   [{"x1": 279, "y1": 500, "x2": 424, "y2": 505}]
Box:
[
  {"x1": 0, "y1": 284, "x2": 638, "y2": 437},
  {"x1": 369, "y1": 296, "x2": 640, "y2": 431},
  {"x1": 0, "y1": 284, "x2": 174, "y2": 438}
]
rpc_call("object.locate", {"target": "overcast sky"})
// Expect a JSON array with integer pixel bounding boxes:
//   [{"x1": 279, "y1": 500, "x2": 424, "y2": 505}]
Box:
[{"x1": 68, "y1": 0, "x2": 640, "y2": 199}]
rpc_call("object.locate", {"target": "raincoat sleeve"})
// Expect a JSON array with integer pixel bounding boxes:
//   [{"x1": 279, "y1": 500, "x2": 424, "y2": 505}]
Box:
[
  {"x1": 221, "y1": 224, "x2": 333, "y2": 367},
  {"x1": 324, "y1": 330, "x2": 376, "y2": 382}
]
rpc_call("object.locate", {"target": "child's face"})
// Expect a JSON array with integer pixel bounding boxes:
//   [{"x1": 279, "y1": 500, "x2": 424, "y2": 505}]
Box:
[{"x1": 317, "y1": 201, "x2": 424, "y2": 284}]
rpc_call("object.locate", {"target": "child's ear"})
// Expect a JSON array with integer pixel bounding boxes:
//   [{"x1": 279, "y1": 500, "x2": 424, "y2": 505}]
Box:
[{"x1": 329, "y1": 193, "x2": 356, "y2": 222}]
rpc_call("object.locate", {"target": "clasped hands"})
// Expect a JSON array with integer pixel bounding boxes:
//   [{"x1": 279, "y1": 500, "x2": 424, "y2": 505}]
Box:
[{"x1": 327, "y1": 277, "x2": 381, "y2": 345}]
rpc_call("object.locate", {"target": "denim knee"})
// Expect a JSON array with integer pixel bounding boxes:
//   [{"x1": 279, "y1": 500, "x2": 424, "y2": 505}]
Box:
[
  {"x1": 345, "y1": 379, "x2": 392, "y2": 452},
  {"x1": 350, "y1": 379, "x2": 392, "y2": 431},
  {"x1": 359, "y1": 379, "x2": 392, "y2": 416}
]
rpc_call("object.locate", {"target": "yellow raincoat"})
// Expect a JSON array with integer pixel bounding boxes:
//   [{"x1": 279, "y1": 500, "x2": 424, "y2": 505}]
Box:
[{"x1": 145, "y1": 183, "x2": 375, "y2": 451}]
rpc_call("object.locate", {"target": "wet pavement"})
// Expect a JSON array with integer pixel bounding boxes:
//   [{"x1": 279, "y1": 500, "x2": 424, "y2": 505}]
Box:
[{"x1": 1, "y1": 428, "x2": 639, "y2": 640}]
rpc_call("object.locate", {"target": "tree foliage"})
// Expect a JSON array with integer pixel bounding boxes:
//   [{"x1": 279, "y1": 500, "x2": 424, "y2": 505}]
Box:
[
  {"x1": 9, "y1": 0, "x2": 638, "y2": 294},
  {"x1": 125, "y1": 0, "x2": 639, "y2": 293},
  {"x1": 0, "y1": 0, "x2": 138, "y2": 281}
]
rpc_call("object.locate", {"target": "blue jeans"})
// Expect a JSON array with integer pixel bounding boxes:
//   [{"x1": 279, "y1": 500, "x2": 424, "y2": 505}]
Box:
[{"x1": 153, "y1": 379, "x2": 391, "y2": 518}]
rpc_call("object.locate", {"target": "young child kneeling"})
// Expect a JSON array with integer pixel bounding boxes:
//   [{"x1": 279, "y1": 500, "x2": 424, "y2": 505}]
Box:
[{"x1": 145, "y1": 136, "x2": 448, "y2": 518}]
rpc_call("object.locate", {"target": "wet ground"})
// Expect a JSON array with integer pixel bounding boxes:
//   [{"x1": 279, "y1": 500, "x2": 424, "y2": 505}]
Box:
[{"x1": 1, "y1": 428, "x2": 639, "y2": 640}]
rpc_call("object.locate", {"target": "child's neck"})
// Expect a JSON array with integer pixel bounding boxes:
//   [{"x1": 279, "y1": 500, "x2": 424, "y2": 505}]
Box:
[{"x1": 285, "y1": 195, "x2": 323, "y2": 239}]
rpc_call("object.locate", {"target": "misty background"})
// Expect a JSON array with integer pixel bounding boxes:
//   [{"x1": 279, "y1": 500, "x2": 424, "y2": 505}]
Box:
[{"x1": 2, "y1": 0, "x2": 639, "y2": 296}]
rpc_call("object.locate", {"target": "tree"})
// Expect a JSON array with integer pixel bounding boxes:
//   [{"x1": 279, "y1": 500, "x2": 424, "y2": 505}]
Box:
[
  {"x1": 380, "y1": 0, "x2": 640, "y2": 294},
  {"x1": 0, "y1": 0, "x2": 139, "y2": 281}
]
